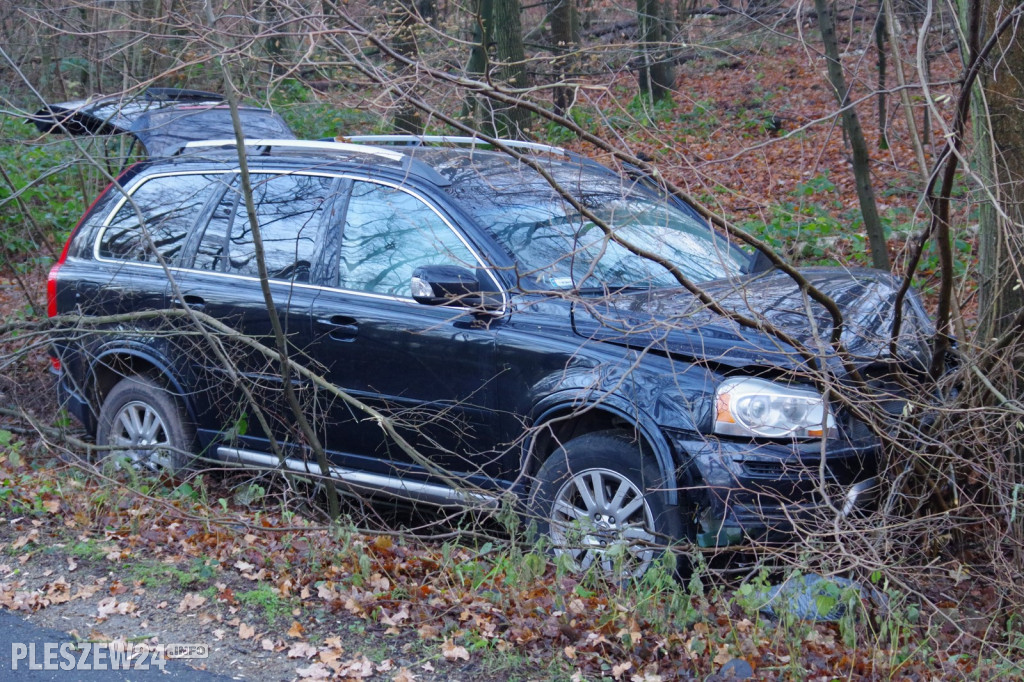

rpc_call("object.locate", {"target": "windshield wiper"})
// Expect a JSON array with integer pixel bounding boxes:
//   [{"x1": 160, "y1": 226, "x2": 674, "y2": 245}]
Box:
[{"x1": 565, "y1": 285, "x2": 654, "y2": 296}]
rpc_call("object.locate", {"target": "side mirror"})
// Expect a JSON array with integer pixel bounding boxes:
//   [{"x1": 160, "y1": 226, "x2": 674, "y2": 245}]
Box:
[{"x1": 411, "y1": 265, "x2": 482, "y2": 307}]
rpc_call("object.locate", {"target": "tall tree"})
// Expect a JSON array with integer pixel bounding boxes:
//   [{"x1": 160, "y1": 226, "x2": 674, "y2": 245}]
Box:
[
  {"x1": 491, "y1": 0, "x2": 531, "y2": 136},
  {"x1": 636, "y1": 0, "x2": 673, "y2": 102},
  {"x1": 388, "y1": 0, "x2": 427, "y2": 133},
  {"x1": 975, "y1": 0, "x2": 1024, "y2": 342},
  {"x1": 813, "y1": 0, "x2": 891, "y2": 270},
  {"x1": 549, "y1": 0, "x2": 579, "y2": 116},
  {"x1": 464, "y1": 0, "x2": 531, "y2": 137}
]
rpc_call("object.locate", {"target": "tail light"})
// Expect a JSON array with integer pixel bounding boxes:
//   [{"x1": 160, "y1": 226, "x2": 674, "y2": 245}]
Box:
[
  {"x1": 46, "y1": 251, "x2": 68, "y2": 318},
  {"x1": 46, "y1": 167, "x2": 134, "y2": 317}
]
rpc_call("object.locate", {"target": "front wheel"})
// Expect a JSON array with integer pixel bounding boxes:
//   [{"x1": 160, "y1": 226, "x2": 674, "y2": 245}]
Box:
[
  {"x1": 96, "y1": 376, "x2": 194, "y2": 474},
  {"x1": 528, "y1": 431, "x2": 684, "y2": 580}
]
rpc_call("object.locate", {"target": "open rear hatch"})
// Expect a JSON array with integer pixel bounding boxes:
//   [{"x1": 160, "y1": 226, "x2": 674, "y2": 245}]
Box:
[{"x1": 28, "y1": 87, "x2": 295, "y2": 156}]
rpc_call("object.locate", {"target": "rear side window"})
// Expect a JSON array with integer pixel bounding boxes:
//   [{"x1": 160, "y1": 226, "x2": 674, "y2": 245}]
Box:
[
  {"x1": 99, "y1": 173, "x2": 222, "y2": 264},
  {"x1": 195, "y1": 173, "x2": 333, "y2": 282}
]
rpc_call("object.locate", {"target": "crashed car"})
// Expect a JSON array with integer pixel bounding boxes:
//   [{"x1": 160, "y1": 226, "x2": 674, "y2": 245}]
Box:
[{"x1": 45, "y1": 126, "x2": 935, "y2": 577}]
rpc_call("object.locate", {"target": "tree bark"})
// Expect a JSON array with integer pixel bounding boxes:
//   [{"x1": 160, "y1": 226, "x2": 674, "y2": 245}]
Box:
[
  {"x1": 637, "y1": 0, "x2": 674, "y2": 102},
  {"x1": 814, "y1": 0, "x2": 891, "y2": 270},
  {"x1": 389, "y1": 0, "x2": 425, "y2": 133},
  {"x1": 977, "y1": 0, "x2": 1024, "y2": 342},
  {"x1": 550, "y1": 0, "x2": 579, "y2": 116},
  {"x1": 492, "y1": 0, "x2": 532, "y2": 136}
]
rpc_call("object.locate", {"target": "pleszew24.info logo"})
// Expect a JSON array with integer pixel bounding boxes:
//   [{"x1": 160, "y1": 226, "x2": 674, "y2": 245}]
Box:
[{"x1": 10, "y1": 642, "x2": 209, "y2": 671}]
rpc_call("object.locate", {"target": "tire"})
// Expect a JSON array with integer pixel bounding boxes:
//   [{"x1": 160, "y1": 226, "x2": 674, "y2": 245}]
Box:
[
  {"x1": 528, "y1": 431, "x2": 684, "y2": 580},
  {"x1": 95, "y1": 376, "x2": 194, "y2": 474}
]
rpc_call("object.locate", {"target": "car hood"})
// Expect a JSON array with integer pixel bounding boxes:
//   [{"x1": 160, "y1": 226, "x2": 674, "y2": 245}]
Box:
[
  {"x1": 28, "y1": 88, "x2": 295, "y2": 156},
  {"x1": 570, "y1": 267, "x2": 934, "y2": 373}
]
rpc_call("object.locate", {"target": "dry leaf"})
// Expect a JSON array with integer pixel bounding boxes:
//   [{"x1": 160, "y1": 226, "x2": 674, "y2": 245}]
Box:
[
  {"x1": 96, "y1": 597, "x2": 119, "y2": 618},
  {"x1": 287, "y1": 621, "x2": 304, "y2": 638},
  {"x1": 176, "y1": 593, "x2": 207, "y2": 613},
  {"x1": 238, "y1": 622, "x2": 255, "y2": 640},
  {"x1": 392, "y1": 668, "x2": 417, "y2": 682},
  {"x1": 337, "y1": 654, "x2": 373, "y2": 678},
  {"x1": 295, "y1": 663, "x2": 331, "y2": 679},
  {"x1": 287, "y1": 642, "x2": 318, "y2": 659},
  {"x1": 612, "y1": 661, "x2": 632, "y2": 679},
  {"x1": 417, "y1": 624, "x2": 440, "y2": 640},
  {"x1": 441, "y1": 639, "x2": 469, "y2": 662}
]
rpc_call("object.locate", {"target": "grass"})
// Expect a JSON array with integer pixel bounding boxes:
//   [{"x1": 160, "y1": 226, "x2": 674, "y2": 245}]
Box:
[
  {"x1": 129, "y1": 557, "x2": 220, "y2": 589},
  {"x1": 237, "y1": 584, "x2": 294, "y2": 625}
]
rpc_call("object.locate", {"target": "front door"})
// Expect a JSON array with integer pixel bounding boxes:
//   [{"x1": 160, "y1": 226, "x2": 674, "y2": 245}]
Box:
[{"x1": 309, "y1": 179, "x2": 504, "y2": 493}]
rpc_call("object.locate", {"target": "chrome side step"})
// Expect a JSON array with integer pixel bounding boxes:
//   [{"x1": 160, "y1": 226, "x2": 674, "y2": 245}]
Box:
[{"x1": 216, "y1": 447, "x2": 498, "y2": 508}]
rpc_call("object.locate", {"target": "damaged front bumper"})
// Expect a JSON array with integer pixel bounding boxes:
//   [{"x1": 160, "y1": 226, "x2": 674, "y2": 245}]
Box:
[{"x1": 670, "y1": 434, "x2": 881, "y2": 547}]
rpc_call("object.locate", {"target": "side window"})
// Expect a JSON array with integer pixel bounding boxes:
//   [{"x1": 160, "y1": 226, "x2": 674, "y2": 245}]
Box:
[
  {"x1": 99, "y1": 174, "x2": 221, "y2": 264},
  {"x1": 195, "y1": 174, "x2": 331, "y2": 281},
  {"x1": 339, "y1": 182, "x2": 477, "y2": 297}
]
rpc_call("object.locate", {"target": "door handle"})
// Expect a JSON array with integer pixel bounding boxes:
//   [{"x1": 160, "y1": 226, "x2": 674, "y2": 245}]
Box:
[
  {"x1": 317, "y1": 315, "x2": 358, "y2": 341},
  {"x1": 173, "y1": 295, "x2": 206, "y2": 311}
]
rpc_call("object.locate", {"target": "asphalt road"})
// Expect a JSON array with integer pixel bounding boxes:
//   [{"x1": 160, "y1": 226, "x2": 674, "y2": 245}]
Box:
[{"x1": 0, "y1": 610, "x2": 235, "y2": 681}]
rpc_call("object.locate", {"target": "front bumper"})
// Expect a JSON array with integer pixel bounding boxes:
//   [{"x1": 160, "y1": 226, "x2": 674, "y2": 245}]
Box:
[{"x1": 671, "y1": 435, "x2": 881, "y2": 547}]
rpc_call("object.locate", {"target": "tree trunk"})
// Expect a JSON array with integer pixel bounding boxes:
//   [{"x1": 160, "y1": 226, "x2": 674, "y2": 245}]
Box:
[
  {"x1": 389, "y1": 0, "x2": 425, "y2": 133},
  {"x1": 465, "y1": 0, "x2": 495, "y2": 131},
  {"x1": 813, "y1": 0, "x2": 890, "y2": 270},
  {"x1": 977, "y1": 0, "x2": 1024, "y2": 341},
  {"x1": 492, "y1": 0, "x2": 532, "y2": 136},
  {"x1": 637, "y1": 0, "x2": 674, "y2": 102},
  {"x1": 550, "y1": 0, "x2": 580, "y2": 116},
  {"x1": 875, "y1": 5, "x2": 888, "y2": 149}
]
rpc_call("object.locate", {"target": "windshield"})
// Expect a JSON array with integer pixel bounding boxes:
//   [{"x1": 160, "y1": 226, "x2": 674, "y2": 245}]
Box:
[{"x1": 441, "y1": 155, "x2": 746, "y2": 291}]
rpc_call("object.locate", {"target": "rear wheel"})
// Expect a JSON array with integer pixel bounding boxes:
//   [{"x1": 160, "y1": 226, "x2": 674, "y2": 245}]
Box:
[
  {"x1": 528, "y1": 431, "x2": 684, "y2": 580},
  {"x1": 96, "y1": 376, "x2": 194, "y2": 474}
]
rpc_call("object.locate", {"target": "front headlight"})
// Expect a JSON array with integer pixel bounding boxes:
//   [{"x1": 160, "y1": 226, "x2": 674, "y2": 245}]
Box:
[{"x1": 714, "y1": 377, "x2": 836, "y2": 439}]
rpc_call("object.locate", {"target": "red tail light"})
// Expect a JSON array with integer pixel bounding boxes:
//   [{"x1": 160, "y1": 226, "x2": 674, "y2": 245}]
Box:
[
  {"x1": 46, "y1": 262, "x2": 62, "y2": 318},
  {"x1": 46, "y1": 167, "x2": 135, "y2": 318}
]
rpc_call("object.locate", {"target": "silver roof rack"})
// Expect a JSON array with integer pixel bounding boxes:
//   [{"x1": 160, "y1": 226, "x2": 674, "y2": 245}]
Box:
[
  {"x1": 179, "y1": 138, "x2": 451, "y2": 186},
  {"x1": 339, "y1": 135, "x2": 572, "y2": 158}
]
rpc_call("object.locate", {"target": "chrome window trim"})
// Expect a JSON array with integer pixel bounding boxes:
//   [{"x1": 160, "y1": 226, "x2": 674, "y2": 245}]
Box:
[
  {"x1": 90, "y1": 168, "x2": 510, "y2": 313},
  {"x1": 332, "y1": 174, "x2": 509, "y2": 313}
]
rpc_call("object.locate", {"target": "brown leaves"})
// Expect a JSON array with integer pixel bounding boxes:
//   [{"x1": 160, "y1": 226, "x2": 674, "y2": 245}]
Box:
[
  {"x1": 11, "y1": 528, "x2": 38, "y2": 550},
  {"x1": 176, "y1": 592, "x2": 207, "y2": 613},
  {"x1": 441, "y1": 639, "x2": 469, "y2": 662},
  {"x1": 96, "y1": 596, "x2": 135, "y2": 618}
]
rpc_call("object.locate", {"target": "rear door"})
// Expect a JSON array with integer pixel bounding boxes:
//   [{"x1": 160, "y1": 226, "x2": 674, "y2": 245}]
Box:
[{"x1": 172, "y1": 171, "x2": 341, "y2": 455}]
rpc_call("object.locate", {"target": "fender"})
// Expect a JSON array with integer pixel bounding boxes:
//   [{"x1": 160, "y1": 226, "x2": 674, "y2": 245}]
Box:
[
  {"x1": 90, "y1": 343, "x2": 199, "y2": 426},
  {"x1": 528, "y1": 390, "x2": 681, "y2": 506}
]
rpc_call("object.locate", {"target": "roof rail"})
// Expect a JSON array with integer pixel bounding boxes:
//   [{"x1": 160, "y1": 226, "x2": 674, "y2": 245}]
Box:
[
  {"x1": 338, "y1": 135, "x2": 577, "y2": 159},
  {"x1": 178, "y1": 138, "x2": 451, "y2": 186},
  {"x1": 144, "y1": 87, "x2": 223, "y2": 103}
]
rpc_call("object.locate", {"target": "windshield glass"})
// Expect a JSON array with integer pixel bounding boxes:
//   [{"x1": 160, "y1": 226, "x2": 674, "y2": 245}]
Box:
[{"x1": 440, "y1": 154, "x2": 746, "y2": 291}]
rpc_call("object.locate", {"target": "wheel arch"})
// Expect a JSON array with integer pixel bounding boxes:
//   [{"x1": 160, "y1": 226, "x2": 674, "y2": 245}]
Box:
[
  {"x1": 525, "y1": 393, "x2": 681, "y2": 506},
  {"x1": 89, "y1": 347, "x2": 196, "y2": 428}
]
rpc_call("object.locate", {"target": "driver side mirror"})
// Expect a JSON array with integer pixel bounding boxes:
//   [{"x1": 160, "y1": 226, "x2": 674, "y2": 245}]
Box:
[{"x1": 411, "y1": 265, "x2": 500, "y2": 310}]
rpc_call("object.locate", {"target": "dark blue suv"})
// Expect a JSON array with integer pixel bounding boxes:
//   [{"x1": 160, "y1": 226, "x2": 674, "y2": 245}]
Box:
[{"x1": 47, "y1": 135, "x2": 933, "y2": 577}]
